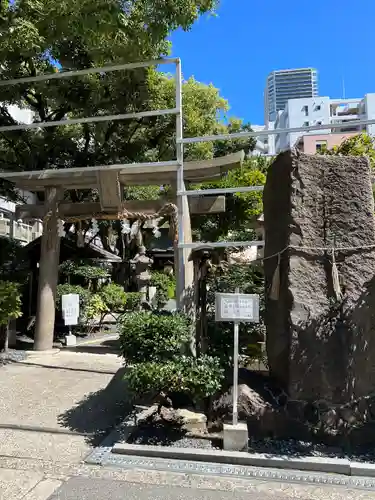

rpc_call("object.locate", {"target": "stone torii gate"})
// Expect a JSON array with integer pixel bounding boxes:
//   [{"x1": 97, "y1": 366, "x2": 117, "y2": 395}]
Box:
[{"x1": 0, "y1": 151, "x2": 244, "y2": 351}]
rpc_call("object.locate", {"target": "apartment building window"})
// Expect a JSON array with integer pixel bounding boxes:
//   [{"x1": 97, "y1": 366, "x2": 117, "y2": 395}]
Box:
[
  {"x1": 315, "y1": 140, "x2": 327, "y2": 152},
  {"x1": 302, "y1": 105, "x2": 309, "y2": 116}
]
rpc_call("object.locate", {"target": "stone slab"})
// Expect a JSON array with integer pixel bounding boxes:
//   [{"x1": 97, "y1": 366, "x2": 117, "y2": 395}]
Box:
[
  {"x1": 44, "y1": 476, "x2": 304, "y2": 500},
  {"x1": 0, "y1": 428, "x2": 91, "y2": 463},
  {"x1": 263, "y1": 150, "x2": 375, "y2": 404},
  {"x1": 0, "y1": 468, "x2": 43, "y2": 500},
  {"x1": 350, "y1": 462, "x2": 375, "y2": 477},
  {"x1": 23, "y1": 479, "x2": 63, "y2": 500},
  {"x1": 0, "y1": 351, "x2": 126, "y2": 465}
]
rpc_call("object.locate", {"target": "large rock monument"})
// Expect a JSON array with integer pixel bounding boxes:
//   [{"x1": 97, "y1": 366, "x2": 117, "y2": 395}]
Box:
[{"x1": 263, "y1": 149, "x2": 375, "y2": 408}]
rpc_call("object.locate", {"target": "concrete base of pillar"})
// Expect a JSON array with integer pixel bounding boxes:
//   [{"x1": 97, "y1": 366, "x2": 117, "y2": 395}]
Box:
[
  {"x1": 223, "y1": 422, "x2": 248, "y2": 451},
  {"x1": 65, "y1": 334, "x2": 77, "y2": 347}
]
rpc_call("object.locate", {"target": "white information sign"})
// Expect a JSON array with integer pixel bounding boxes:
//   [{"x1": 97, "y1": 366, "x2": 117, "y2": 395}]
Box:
[
  {"x1": 215, "y1": 290, "x2": 260, "y2": 427},
  {"x1": 215, "y1": 293, "x2": 259, "y2": 323},
  {"x1": 61, "y1": 294, "x2": 80, "y2": 326}
]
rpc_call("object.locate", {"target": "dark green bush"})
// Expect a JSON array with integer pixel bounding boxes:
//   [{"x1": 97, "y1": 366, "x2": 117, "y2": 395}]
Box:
[
  {"x1": 125, "y1": 355, "x2": 224, "y2": 403},
  {"x1": 118, "y1": 311, "x2": 190, "y2": 363},
  {"x1": 99, "y1": 283, "x2": 127, "y2": 312},
  {"x1": 150, "y1": 271, "x2": 175, "y2": 308},
  {"x1": 123, "y1": 292, "x2": 142, "y2": 311},
  {"x1": 59, "y1": 260, "x2": 110, "y2": 280}
]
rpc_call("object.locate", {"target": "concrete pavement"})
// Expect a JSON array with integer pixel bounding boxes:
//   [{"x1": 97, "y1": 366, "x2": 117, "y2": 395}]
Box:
[
  {"x1": 0, "y1": 348, "x2": 126, "y2": 499},
  {"x1": 2, "y1": 455, "x2": 375, "y2": 500},
  {"x1": 2, "y1": 349, "x2": 375, "y2": 499},
  {"x1": 45, "y1": 477, "x2": 337, "y2": 500}
]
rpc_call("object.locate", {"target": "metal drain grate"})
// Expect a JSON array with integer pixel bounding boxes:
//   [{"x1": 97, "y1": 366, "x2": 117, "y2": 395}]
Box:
[{"x1": 84, "y1": 446, "x2": 375, "y2": 490}]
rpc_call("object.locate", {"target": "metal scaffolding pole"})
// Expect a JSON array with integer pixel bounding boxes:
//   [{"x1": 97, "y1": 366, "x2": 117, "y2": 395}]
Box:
[
  {"x1": 175, "y1": 58, "x2": 185, "y2": 308},
  {"x1": 0, "y1": 108, "x2": 178, "y2": 133},
  {"x1": 0, "y1": 58, "x2": 178, "y2": 86},
  {"x1": 179, "y1": 118, "x2": 375, "y2": 144}
]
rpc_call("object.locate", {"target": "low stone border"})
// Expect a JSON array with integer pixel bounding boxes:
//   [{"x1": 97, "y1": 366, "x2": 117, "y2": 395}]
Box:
[
  {"x1": 85, "y1": 406, "x2": 375, "y2": 480},
  {"x1": 111, "y1": 443, "x2": 351, "y2": 475},
  {"x1": 111, "y1": 442, "x2": 375, "y2": 478}
]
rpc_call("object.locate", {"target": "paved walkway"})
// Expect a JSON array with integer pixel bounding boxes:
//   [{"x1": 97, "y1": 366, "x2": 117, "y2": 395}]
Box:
[
  {"x1": 1, "y1": 349, "x2": 375, "y2": 499},
  {"x1": 0, "y1": 348, "x2": 126, "y2": 498}
]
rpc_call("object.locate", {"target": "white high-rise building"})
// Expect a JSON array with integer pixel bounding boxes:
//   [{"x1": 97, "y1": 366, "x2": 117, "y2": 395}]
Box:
[
  {"x1": 273, "y1": 93, "x2": 375, "y2": 154},
  {"x1": 265, "y1": 68, "x2": 318, "y2": 125}
]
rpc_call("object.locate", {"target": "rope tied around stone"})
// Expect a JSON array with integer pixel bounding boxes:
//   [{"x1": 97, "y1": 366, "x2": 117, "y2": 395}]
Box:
[{"x1": 265, "y1": 243, "x2": 375, "y2": 301}]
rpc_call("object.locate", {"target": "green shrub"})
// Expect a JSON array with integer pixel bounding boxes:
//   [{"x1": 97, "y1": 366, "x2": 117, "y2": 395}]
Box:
[
  {"x1": 59, "y1": 260, "x2": 110, "y2": 280},
  {"x1": 56, "y1": 284, "x2": 91, "y2": 321},
  {"x1": 150, "y1": 271, "x2": 176, "y2": 308},
  {"x1": 84, "y1": 293, "x2": 108, "y2": 322},
  {"x1": 125, "y1": 355, "x2": 224, "y2": 403},
  {"x1": 0, "y1": 281, "x2": 22, "y2": 325},
  {"x1": 100, "y1": 283, "x2": 127, "y2": 312},
  {"x1": 123, "y1": 292, "x2": 142, "y2": 311},
  {"x1": 118, "y1": 311, "x2": 190, "y2": 363}
]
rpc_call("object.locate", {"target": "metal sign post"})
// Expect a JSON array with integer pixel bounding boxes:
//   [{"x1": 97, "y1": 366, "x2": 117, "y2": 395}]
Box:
[
  {"x1": 233, "y1": 317, "x2": 239, "y2": 425},
  {"x1": 215, "y1": 288, "x2": 259, "y2": 427}
]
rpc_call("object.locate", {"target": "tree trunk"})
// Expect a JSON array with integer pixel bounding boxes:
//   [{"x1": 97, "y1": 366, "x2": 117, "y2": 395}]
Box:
[{"x1": 34, "y1": 187, "x2": 63, "y2": 351}]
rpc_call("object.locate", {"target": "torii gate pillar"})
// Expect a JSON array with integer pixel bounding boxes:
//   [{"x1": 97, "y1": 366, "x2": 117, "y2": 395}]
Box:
[
  {"x1": 176, "y1": 185, "x2": 194, "y2": 315},
  {"x1": 34, "y1": 187, "x2": 63, "y2": 351}
]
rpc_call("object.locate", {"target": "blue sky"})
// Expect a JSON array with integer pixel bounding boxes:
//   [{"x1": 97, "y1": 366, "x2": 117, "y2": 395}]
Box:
[{"x1": 170, "y1": 0, "x2": 375, "y2": 125}]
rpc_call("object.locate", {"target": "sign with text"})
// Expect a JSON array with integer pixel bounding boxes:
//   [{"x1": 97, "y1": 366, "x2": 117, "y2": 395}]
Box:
[
  {"x1": 215, "y1": 293, "x2": 259, "y2": 323},
  {"x1": 61, "y1": 293, "x2": 80, "y2": 326}
]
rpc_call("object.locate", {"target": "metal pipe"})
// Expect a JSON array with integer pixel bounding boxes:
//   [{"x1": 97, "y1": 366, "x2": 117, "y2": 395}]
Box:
[
  {"x1": 180, "y1": 119, "x2": 375, "y2": 144},
  {"x1": 0, "y1": 108, "x2": 178, "y2": 132},
  {"x1": 177, "y1": 186, "x2": 264, "y2": 196},
  {"x1": 175, "y1": 58, "x2": 185, "y2": 308},
  {"x1": 178, "y1": 240, "x2": 265, "y2": 250},
  {"x1": 233, "y1": 286, "x2": 240, "y2": 426},
  {"x1": 0, "y1": 58, "x2": 179, "y2": 86}
]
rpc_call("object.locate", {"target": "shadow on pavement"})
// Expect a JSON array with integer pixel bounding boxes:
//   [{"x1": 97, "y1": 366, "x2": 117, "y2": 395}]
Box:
[
  {"x1": 57, "y1": 367, "x2": 132, "y2": 446},
  {"x1": 17, "y1": 361, "x2": 117, "y2": 375},
  {"x1": 64, "y1": 339, "x2": 120, "y2": 356}
]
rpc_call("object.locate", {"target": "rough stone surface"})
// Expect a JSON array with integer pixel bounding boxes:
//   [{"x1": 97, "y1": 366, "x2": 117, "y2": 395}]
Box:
[
  {"x1": 175, "y1": 409, "x2": 207, "y2": 432},
  {"x1": 156, "y1": 407, "x2": 207, "y2": 433},
  {"x1": 213, "y1": 384, "x2": 271, "y2": 422},
  {"x1": 263, "y1": 150, "x2": 375, "y2": 407}
]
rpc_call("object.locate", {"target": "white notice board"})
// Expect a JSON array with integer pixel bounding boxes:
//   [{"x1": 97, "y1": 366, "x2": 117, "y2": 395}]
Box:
[
  {"x1": 215, "y1": 293, "x2": 259, "y2": 323},
  {"x1": 61, "y1": 294, "x2": 80, "y2": 326}
]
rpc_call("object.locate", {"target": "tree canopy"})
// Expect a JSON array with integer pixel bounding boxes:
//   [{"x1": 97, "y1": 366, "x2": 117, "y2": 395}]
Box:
[
  {"x1": 191, "y1": 155, "x2": 271, "y2": 242},
  {"x1": 321, "y1": 133, "x2": 375, "y2": 169},
  {"x1": 0, "y1": 0, "x2": 265, "y2": 258}
]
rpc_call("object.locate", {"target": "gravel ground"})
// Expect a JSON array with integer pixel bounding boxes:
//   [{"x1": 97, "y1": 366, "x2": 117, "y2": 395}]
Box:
[
  {"x1": 248, "y1": 437, "x2": 375, "y2": 462},
  {"x1": 126, "y1": 423, "x2": 375, "y2": 460},
  {"x1": 0, "y1": 349, "x2": 27, "y2": 367},
  {"x1": 126, "y1": 423, "x2": 220, "y2": 450}
]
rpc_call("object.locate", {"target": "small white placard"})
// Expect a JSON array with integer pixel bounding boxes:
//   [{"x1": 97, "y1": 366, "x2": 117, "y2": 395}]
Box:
[
  {"x1": 61, "y1": 293, "x2": 80, "y2": 326},
  {"x1": 215, "y1": 293, "x2": 259, "y2": 323}
]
